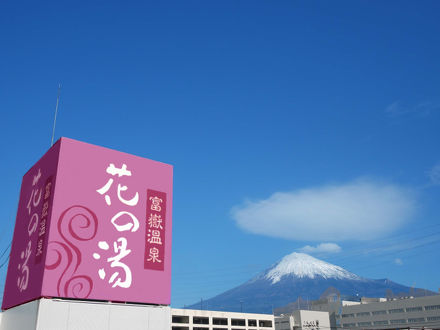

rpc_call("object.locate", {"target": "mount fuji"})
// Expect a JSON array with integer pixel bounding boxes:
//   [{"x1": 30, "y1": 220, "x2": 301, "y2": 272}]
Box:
[{"x1": 186, "y1": 252, "x2": 434, "y2": 314}]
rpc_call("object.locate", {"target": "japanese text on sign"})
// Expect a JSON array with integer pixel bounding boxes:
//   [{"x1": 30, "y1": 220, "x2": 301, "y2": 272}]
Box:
[
  {"x1": 95, "y1": 163, "x2": 140, "y2": 289},
  {"x1": 145, "y1": 189, "x2": 166, "y2": 271},
  {"x1": 17, "y1": 169, "x2": 43, "y2": 292}
]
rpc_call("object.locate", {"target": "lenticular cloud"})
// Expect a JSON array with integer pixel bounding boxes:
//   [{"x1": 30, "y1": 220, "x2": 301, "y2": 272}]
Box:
[{"x1": 231, "y1": 179, "x2": 416, "y2": 241}]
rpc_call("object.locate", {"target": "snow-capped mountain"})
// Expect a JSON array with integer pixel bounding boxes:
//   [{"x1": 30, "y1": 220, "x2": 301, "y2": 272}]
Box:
[
  {"x1": 186, "y1": 252, "x2": 433, "y2": 314},
  {"x1": 265, "y1": 252, "x2": 361, "y2": 283}
]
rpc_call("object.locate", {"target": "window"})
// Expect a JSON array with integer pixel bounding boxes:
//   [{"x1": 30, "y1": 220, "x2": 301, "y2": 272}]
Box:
[
  {"x1": 358, "y1": 322, "x2": 371, "y2": 326},
  {"x1": 342, "y1": 323, "x2": 356, "y2": 328},
  {"x1": 408, "y1": 318, "x2": 425, "y2": 323},
  {"x1": 231, "y1": 319, "x2": 246, "y2": 326},
  {"x1": 248, "y1": 319, "x2": 257, "y2": 326},
  {"x1": 342, "y1": 314, "x2": 354, "y2": 318},
  {"x1": 425, "y1": 304, "x2": 440, "y2": 311},
  {"x1": 390, "y1": 319, "x2": 406, "y2": 324},
  {"x1": 213, "y1": 318, "x2": 228, "y2": 325},
  {"x1": 406, "y1": 306, "x2": 423, "y2": 312},
  {"x1": 389, "y1": 308, "x2": 404, "y2": 313},
  {"x1": 172, "y1": 327, "x2": 189, "y2": 330},
  {"x1": 372, "y1": 310, "x2": 387, "y2": 315},
  {"x1": 356, "y1": 312, "x2": 370, "y2": 317},
  {"x1": 259, "y1": 320, "x2": 273, "y2": 327},
  {"x1": 193, "y1": 317, "x2": 209, "y2": 325},
  {"x1": 172, "y1": 316, "x2": 189, "y2": 324},
  {"x1": 373, "y1": 320, "x2": 388, "y2": 326},
  {"x1": 427, "y1": 316, "x2": 440, "y2": 322}
]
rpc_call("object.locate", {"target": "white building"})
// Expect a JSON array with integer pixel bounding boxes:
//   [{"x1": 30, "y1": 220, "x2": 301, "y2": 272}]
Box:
[
  {"x1": 275, "y1": 310, "x2": 331, "y2": 330},
  {"x1": 0, "y1": 298, "x2": 170, "y2": 330},
  {"x1": 0, "y1": 298, "x2": 275, "y2": 330},
  {"x1": 171, "y1": 308, "x2": 274, "y2": 330}
]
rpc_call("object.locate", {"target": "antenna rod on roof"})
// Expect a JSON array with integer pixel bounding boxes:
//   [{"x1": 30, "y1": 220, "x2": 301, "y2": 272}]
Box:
[{"x1": 51, "y1": 83, "x2": 62, "y2": 146}]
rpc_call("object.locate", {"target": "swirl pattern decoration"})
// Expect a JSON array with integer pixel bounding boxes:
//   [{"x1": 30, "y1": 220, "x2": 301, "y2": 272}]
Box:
[{"x1": 45, "y1": 205, "x2": 98, "y2": 298}]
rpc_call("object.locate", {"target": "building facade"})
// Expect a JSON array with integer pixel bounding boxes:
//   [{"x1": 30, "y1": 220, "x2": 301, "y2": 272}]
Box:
[
  {"x1": 0, "y1": 300, "x2": 276, "y2": 330},
  {"x1": 275, "y1": 310, "x2": 331, "y2": 330},
  {"x1": 277, "y1": 294, "x2": 440, "y2": 330},
  {"x1": 171, "y1": 308, "x2": 274, "y2": 330},
  {"x1": 338, "y1": 295, "x2": 440, "y2": 329},
  {"x1": 0, "y1": 298, "x2": 171, "y2": 330}
]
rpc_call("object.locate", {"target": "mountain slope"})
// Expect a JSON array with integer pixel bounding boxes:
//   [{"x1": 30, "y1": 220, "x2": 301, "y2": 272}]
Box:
[{"x1": 186, "y1": 252, "x2": 433, "y2": 314}]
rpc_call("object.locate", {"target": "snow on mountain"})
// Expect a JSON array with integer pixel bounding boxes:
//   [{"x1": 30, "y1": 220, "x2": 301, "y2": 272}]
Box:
[
  {"x1": 265, "y1": 252, "x2": 361, "y2": 283},
  {"x1": 186, "y1": 252, "x2": 432, "y2": 314}
]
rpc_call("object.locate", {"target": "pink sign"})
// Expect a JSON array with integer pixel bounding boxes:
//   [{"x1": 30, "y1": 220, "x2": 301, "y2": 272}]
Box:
[
  {"x1": 145, "y1": 189, "x2": 167, "y2": 271},
  {"x1": 2, "y1": 138, "x2": 173, "y2": 310}
]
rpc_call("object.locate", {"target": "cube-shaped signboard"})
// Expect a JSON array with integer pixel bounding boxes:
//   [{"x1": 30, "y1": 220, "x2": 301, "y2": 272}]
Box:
[{"x1": 2, "y1": 138, "x2": 173, "y2": 310}]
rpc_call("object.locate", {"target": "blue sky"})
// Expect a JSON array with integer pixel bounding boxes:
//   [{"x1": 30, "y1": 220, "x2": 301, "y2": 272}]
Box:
[{"x1": 1, "y1": 1, "x2": 440, "y2": 308}]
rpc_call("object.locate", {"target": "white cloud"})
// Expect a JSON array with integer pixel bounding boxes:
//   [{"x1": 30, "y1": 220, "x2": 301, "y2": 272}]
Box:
[
  {"x1": 428, "y1": 163, "x2": 440, "y2": 185},
  {"x1": 385, "y1": 100, "x2": 439, "y2": 117},
  {"x1": 385, "y1": 101, "x2": 406, "y2": 116},
  {"x1": 394, "y1": 258, "x2": 403, "y2": 266},
  {"x1": 231, "y1": 179, "x2": 416, "y2": 241},
  {"x1": 299, "y1": 243, "x2": 341, "y2": 254}
]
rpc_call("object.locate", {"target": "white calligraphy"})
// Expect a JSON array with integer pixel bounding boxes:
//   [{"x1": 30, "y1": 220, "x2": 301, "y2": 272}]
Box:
[
  {"x1": 17, "y1": 168, "x2": 43, "y2": 292},
  {"x1": 94, "y1": 163, "x2": 139, "y2": 289},
  {"x1": 93, "y1": 238, "x2": 132, "y2": 289}
]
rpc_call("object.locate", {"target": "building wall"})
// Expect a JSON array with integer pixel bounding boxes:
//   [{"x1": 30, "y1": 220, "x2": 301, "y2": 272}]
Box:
[
  {"x1": 0, "y1": 299, "x2": 39, "y2": 330},
  {"x1": 274, "y1": 315, "x2": 294, "y2": 330},
  {"x1": 171, "y1": 308, "x2": 274, "y2": 330},
  {"x1": 275, "y1": 310, "x2": 331, "y2": 330},
  {"x1": 0, "y1": 298, "x2": 171, "y2": 330},
  {"x1": 338, "y1": 295, "x2": 440, "y2": 329},
  {"x1": 294, "y1": 310, "x2": 331, "y2": 330},
  {"x1": 309, "y1": 300, "x2": 342, "y2": 330}
]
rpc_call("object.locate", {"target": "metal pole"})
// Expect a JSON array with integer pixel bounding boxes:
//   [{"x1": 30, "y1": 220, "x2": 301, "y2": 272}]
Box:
[{"x1": 51, "y1": 83, "x2": 61, "y2": 146}]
